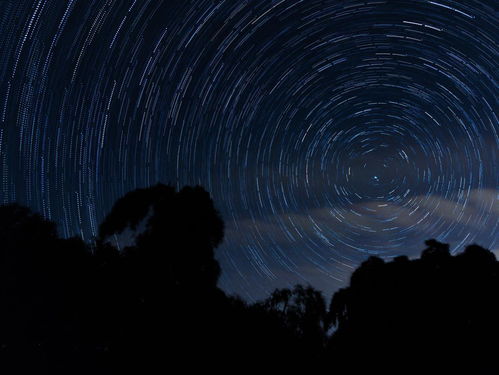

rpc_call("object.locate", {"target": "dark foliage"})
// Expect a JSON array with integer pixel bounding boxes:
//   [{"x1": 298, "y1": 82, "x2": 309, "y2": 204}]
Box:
[
  {"x1": 0, "y1": 185, "x2": 496, "y2": 374},
  {"x1": 0, "y1": 204, "x2": 93, "y2": 373},
  {"x1": 328, "y1": 239, "x2": 499, "y2": 375}
]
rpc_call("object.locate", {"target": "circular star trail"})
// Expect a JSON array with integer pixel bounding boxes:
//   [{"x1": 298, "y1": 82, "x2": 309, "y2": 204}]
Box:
[{"x1": 0, "y1": 0, "x2": 497, "y2": 300}]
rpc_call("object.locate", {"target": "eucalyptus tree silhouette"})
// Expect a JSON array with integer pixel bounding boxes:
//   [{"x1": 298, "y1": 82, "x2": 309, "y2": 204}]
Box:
[
  {"x1": 261, "y1": 285, "x2": 329, "y2": 350},
  {"x1": 252, "y1": 284, "x2": 330, "y2": 370},
  {"x1": 98, "y1": 184, "x2": 224, "y2": 289},
  {"x1": 92, "y1": 184, "x2": 227, "y2": 372}
]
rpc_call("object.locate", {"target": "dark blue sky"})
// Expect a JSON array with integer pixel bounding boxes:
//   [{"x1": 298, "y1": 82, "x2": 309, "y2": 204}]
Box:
[{"x1": 0, "y1": 0, "x2": 497, "y2": 301}]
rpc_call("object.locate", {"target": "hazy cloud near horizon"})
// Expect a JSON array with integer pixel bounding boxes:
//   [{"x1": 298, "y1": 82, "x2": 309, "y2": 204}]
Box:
[{"x1": 220, "y1": 188, "x2": 498, "y2": 297}]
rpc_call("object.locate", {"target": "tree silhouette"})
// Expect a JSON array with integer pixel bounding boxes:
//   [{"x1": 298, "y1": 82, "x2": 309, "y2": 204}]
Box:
[
  {"x1": 0, "y1": 204, "x2": 94, "y2": 374},
  {"x1": 327, "y1": 239, "x2": 499, "y2": 375},
  {"x1": 0, "y1": 188, "x2": 497, "y2": 374},
  {"x1": 98, "y1": 184, "x2": 224, "y2": 289},
  {"x1": 90, "y1": 184, "x2": 227, "y2": 372},
  {"x1": 260, "y1": 285, "x2": 329, "y2": 354}
]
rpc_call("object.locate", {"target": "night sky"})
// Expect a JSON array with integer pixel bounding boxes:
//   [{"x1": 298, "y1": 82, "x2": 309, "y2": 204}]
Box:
[{"x1": 0, "y1": 0, "x2": 497, "y2": 301}]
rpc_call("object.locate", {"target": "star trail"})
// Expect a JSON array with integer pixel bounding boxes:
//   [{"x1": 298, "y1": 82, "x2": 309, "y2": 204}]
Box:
[{"x1": 0, "y1": 0, "x2": 497, "y2": 300}]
